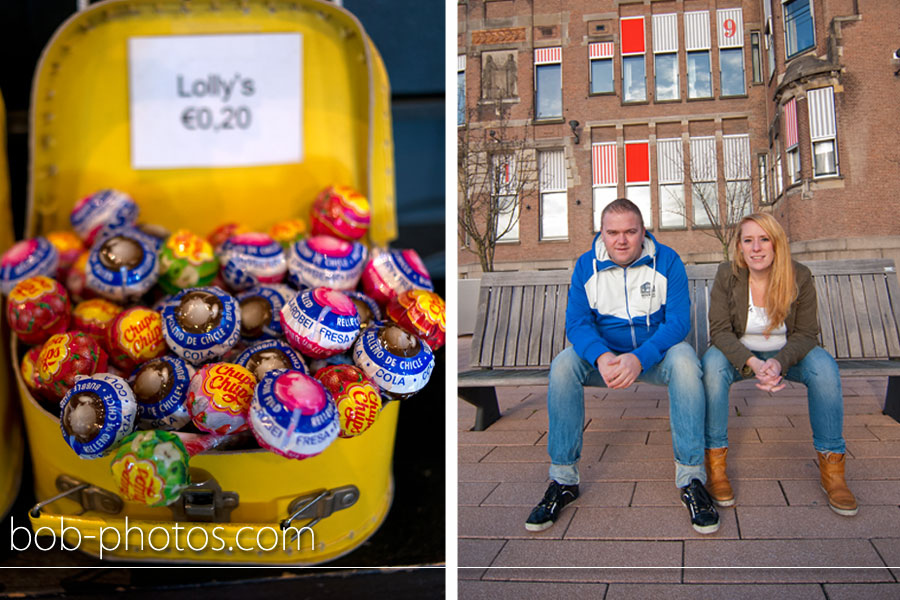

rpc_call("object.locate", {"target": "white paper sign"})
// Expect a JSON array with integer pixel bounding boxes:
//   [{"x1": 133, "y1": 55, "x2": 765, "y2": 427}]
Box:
[{"x1": 128, "y1": 33, "x2": 302, "y2": 169}]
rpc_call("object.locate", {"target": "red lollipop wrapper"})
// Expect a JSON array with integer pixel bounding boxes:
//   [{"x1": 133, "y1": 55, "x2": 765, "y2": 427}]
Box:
[
  {"x1": 309, "y1": 185, "x2": 370, "y2": 241},
  {"x1": 386, "y1": 289, "x2": 446, "y2": 351},
  {"x1": 46, "y1": 231, "x2": 85, "y2": 280},
  {"x1": 71, "y1": 298, "x2": 123, "y2": 354},
  {"x1": 208, "y1": 222, "x2": 249, "y2": 253},
  {"x1": 65, "y1": 250, "x2": 94, "y2": 303},
  {"x1": 315, "y1": 364, "x2": 382, "y2": 438},
  {"x1": 6, "y1": 276, "x2": 71, "y2": 346},
  {"x1": 20, "y1": 345, "x2": 45, "y2": 399},
  {"x1": 36, "y1": 332, "x2": 108, "y2": 401},
  {"x1": 106, "y1": 307, "x2": 167, "y2": 372},
  {"x1": 187, "y1": 363, "x2": 256, "y2": 435}
]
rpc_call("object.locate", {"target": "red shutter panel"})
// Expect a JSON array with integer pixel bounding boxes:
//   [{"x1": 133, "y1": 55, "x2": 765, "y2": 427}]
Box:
[
  {"x1": 625, "y1": 142, "x2": 650, "y2": 183},
  {"x1": 620, "y1": 17, "x2": 645, "y2": 55}
]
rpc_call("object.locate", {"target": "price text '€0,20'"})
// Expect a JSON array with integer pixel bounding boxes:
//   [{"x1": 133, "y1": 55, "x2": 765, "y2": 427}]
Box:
[{"x1": 180, "y1": 106, "x2": 252, "y2": 132}]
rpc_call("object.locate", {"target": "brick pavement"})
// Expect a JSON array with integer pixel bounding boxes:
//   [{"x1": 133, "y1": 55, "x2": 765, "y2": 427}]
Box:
[{"x1": 458, "y1": 336, "x2": 900, "y2": 597}]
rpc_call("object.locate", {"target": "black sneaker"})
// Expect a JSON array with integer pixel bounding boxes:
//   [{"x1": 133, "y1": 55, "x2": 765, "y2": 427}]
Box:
[
  {"x1": 525, "y1": 481, "x2": 579, "y2": 532},
  {"x1": 680, "y1": 479, "x2": 720, "y2": 534}
]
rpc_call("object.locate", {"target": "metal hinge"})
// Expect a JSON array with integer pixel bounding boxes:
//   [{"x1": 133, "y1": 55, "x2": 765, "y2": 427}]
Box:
[
  {"x1": 280, "y1": 485, "x2": 359, "y2": 542},
  {"x1": 168, "y1": 469, "x2": 239, "y2": 523},
  {"x1": 30, "y1": 475, "x2": 124, "y2": 518}
]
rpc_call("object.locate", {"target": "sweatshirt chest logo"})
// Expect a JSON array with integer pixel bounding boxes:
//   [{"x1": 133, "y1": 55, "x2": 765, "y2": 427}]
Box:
[{"x1": 640, "y1": 282, "x2": 656, "y2": 299}]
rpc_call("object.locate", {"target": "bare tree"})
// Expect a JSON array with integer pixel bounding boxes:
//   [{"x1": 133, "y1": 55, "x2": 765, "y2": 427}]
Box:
[{"x1": 458, "y1": 105, "x2": 536, "y2": 272}]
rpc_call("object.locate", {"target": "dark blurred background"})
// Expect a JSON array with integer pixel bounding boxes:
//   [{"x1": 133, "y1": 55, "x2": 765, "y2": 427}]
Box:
[{"x1": 0, "y1": 0, "x2": 445, "y2": 596}]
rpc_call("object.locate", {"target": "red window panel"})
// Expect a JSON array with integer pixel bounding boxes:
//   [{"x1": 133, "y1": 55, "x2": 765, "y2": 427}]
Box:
[
  {"x1": 625, "y1": 142, "x2": 650, "y2": 183},
  {"x1": 784, "y1": 97, "x2": 798, "y2": 148},
  {"x1": 620, "y1": 17, "x2": 645, "y2": 55}
]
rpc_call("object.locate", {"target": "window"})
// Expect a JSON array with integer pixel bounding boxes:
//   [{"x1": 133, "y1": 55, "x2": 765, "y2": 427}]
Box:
[
  {"x1": 690, "y1": 137, "x2": 717, "y2": 225},
  {"x1": 757, "y1": 154, "x2": 770, "y2": 205},
  {"x1": 784, "y1": 97, "x2": 800, "y2": 184},
  {"x1": 724, "y1": 135, "x2": 752, "y2": 222},
  {"x1": 749, "y1": 33, "x2": 762, "y2": 84},
  {"x1": 653, "y1": 14, "x2": 679, "y2": 101},
  {"x1": 657, "y1": 138, "x2": 685, "y2": 228},
  {"x1": 783, "y1": 0, "x2": 815, "y2": 59},
  {"x1": 589, "y1": 42, "x2": 614, "y2": 94},
  {"x1": 492, "y1": 155, "x2": 519, "y2": 242},
  {"x1": 625, "y1": 142, "x2": 652, "y2": 228},
  {"x1": 774, "y1": 140, "x2": 784, "y2": 196},
  {"x1": 685, "y1": 11, "x2": 712, "y2": 99},
  {"x1": 718, "y1": 9, "x2": 746, "y2": 97},
  {"x1": 535, "y1": 48, "x2": 562, "y2": 120},
  {"x1": 763, "y1": 1, "x2": 776, "y2": 79},
  {"x1": 592, "y1": 142, "x2": 618, "y2": 231},
  {"x1": 457, "y1": 55, "x2": 466, "y2": 125},
  {"x1": 539, "y1": 149, "x2": 567, "y2": 239},
  {"x1": 808, "y1": 86, "x2": 839, "y2": 177},
  {"x1": 621, "y1": 17, "x2": 646, "y2": 102}
]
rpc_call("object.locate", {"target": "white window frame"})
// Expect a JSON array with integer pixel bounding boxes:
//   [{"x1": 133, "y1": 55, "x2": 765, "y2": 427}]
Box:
[
  {"x1": 539, "y1": 149, "x2": 568, "y2": 240},
  {"x1": 782, "y1": 0, "x2": 816, "y2": 60},
  {"x1": 589, "y1": 42, "x2": 615, "y2": 95},
  {"x1": 534, "y1": 47, "x2": 563, "y2": 121},
  {"x1": 657, "y1": 138, "x2": 685, "y2": 229},
  {"x1": 653, "y1": 14, "x2": 680, "y2": 101},
  {"x1": 808, "y1": 86, "x2": 839, "y2": 179},
  {"x1": 723, "y1": 134, "x2": 752, "y2": 222}
]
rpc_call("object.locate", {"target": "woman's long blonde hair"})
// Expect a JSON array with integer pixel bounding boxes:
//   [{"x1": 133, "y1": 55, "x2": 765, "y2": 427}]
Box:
[{"x1": 732, "y1": 213, "x2": 797, "y2": 334}]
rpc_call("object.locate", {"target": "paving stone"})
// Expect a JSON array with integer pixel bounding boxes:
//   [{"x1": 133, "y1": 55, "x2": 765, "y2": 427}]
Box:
[
  {"x1": 725, "y1": 458, "x2": 820, "y2": 480},
  {"x1": 578, "y1": 460, "x2": 674, "y2": 482},
  {"x1": 482, "y1": 482, "x2": 634, "y2": 507},
  {"x1": 632, "y1": 480, "x2": 787, "y2": 507},
  {"x1": 683, "y1": 539, "x2": 891, "y2": 582},
  {"x1": 601, "y1": 444, "x2": 674, "y2": 462},
  {"x1": 736, "y1": 505, "x2": 900, "y2": 539},
  {"x1": 584, "y1": 407, "x2": 629, "y2": 419},
  {"x1": 757, "y1": 426, "x2": 878, "y2": 442},
  {"x1": 459, "y1": 462, "x2": 548, "y2": 483},
  {"x1": 710, "y1": 442, "x2": 815, "y2": 460},
  {"x1": 846, "y1": 458, "x2": 900, "y2": 479},
  {"x1": 620, "y1": 407, "x2": 671, "y2": 419},
  {"x1": 647, "y1": 428, "x2": 761, "y2": 445},
  {"x1": 606, "y1": 583, "x2": 826, "y2": 600},
  {"x1": 591, "y1": 397, "x2": 658, "y2": 407},
  {"x1": 459, "y1": 430, "x2": 544, "y2": 446},
  {"x1": 781, "y1": 480, "x2": 900, "y2": 507},
  {"x1": 459, "y1": 445, "x2": 496, "y2": 463},
  {"x1": 484, "y1": 540, "x2": 682, "y2": 582},
  {"x1": 868, "y1": 426, "x2": 900, "y2": 441},
  {"x1": 459, "y1": 581, "x2": 609, "y2": 599},
  {"x1": 459, "y1": 482, "x2": 500, "y2": 506},
  {"x1": 870, "y1": 538, "x2": 900, "y2": 580},
  {"x1": 845, "y1": 441, "x2": 900, "y2": 458},
  {"x1": 458, "y1": 506, "x2": 576, "y2": 540},
  {"x1": 823, "y1": 584, "x2": 900, "y2": 600},
  {"x1": 459, "y1": 538, "x2": 506, "y2": 577},
  {"x1": 565, "y1": 507, "x2": 739, "y2": 540},
  {"x1": 728, "y1": 416, "x2": 794, "y2": 428},
  {"x1": 480, "y1": 444, "x2": 602, "y2": 464},
  {"x1": 481, "y1": 418, "x2": 549, "y2": 432},
  {"x1": 582, "y1": 430, "x2": 650, "y2": 445},
  {"x1": 586, "y1": 419, "x2": 672, "y2": 432}
]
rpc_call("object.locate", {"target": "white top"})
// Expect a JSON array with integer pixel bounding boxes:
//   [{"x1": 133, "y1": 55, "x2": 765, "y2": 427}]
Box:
[{"x1": 740, "y1": 300, "x2": 787, "y2": 352}]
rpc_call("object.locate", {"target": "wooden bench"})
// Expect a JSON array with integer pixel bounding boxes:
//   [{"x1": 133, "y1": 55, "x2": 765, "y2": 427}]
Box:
[{"x1": 458, "y1": 259, "x2": 900, "y2": 431}]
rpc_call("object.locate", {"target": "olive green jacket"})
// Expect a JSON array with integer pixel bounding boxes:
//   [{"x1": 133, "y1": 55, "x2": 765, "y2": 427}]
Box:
[{"x1": 707, "y1": 260, "x2": 820, "y2": 372}]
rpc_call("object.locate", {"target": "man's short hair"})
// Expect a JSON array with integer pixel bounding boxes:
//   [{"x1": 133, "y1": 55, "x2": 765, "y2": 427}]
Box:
[{"x1": 600, "y1": 198, "x2": 645, "y2": 231}]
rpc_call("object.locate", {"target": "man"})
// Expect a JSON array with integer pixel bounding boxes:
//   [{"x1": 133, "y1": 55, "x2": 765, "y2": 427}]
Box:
[{"x1": 525, "y1": 198, "x2": 718, "y2": 534}]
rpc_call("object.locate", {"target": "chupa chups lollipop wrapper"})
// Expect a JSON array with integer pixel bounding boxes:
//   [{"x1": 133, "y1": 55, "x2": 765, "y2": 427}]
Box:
[
  {"x1": 280, "y1": 287, "x2": 360, "y2": 359},
  {"x1": 72, "y1": 298, "x2": 123, "y2": 353},
  {"x1": 158, "y1": 230, "x2": 219, "y2": 294},
  {"x1": 0, "y1": 237, "x2": 59, "y2": 296},
  {"x1": 287, "y1": 235, "x2": 367, "y2": 291},
  {"x1": 360, "y1": 247, "x2": 433, "y2": 307},
  {"x1": 315, "y1": 364, "x2": 382, "y2": 438},
  {"x1": 269, "y1": 218, "x2": 307, "y2": 249},
  {"x1": 6, "y1": 276, "x2": 71, "y2": 346},
  {"x1": 187, "y1": 363, "x2": 256, "y2": 435},
  {"x1": 66, "y1": 250, "x2": 93, "y2": 303},
  {"x1": 309, "y1": 185, "x2": 371, "y2": 241},
  {"x1": 70, "y1": 189, "x2": 139, "y2": 246},
  {"x1": 106, "y1": 307, "x2": 167, "y2": 371},
  {"x1": 207, "y1": 222, "x2": 249, "y2": 252},
  {"x1": 135, "y1": 222, "x2": 171, "y2": 247},
  {"x1": 343, "y1": 291, "x2": 382, "y2": 331},
  {"x1": 218, "y1": 233, "x2": 287, "y2": 291},
  {"x1": 236, "y1": 284, "x2": 293, "y2": 340},
  {"x1": 235, "y1": 338, "x2": 308, "y2": 381},
  {"x1": 45, "y1": 231, "x2": 85, "y2": 278},
  {"x1": 249, "y1": 369, "x2": 339, "y2": 459},
  {"x1": 386, "y1": 289, "x2": 446, "y2": 351},
  {"x1": 161, "y1": 286, "x2": 242, "y2": 365},
  {"x1": 59, "y1": 373, "x2": 138, "y2": 459},
  {"x1": 20, "y1": 345, "x2": 45, "y2": 399},
  {"x1": 131, "y1": 356, "x2": 195, "y2": 430},
  {"x1": 85, "y1": 232, "x2": 159, "y2": 302},
  {"x1": 37, "y1": 331, "x2": 108, "y2": 401},
  {"x1": 352, "y1": 322, "x2": 435, "y2": 400}
]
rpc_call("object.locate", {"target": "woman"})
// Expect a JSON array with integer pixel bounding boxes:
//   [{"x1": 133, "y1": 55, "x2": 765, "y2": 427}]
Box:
[{"x1": 701, "y1": 213, "x2": 857, "y2": 516}]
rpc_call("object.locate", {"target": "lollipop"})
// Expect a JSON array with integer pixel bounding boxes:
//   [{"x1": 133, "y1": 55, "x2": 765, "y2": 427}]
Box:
[
  {"x1": 59, "y1": 373, "x2": 138, "y2": 459},
  {"x1": 280, "y1": 288, "x2": 360, "y2": 359},
  {"x1": 161, "y1": 286, "x2": 242, "y2": 365},
  {"x1": 249, "y1": 369, "x2": 339, "y2": 459},
  {"x1": 0, "y1": 237, "x2": 59, "y2": 296},
  {"x1": 66, "y1": 250, "x2": 92, "y2": 303},
  {"x1": 105, "y1": 307, "x2": 167, "y2": 371},
  {"x1": 269, "y1": 218, "x2": 307, "y2": 249},
  {"x1": 70, "y1": 189, "x2": 139, "y2": 246},
  {"x1": 6, "y1": 276, "x2": 71, "y2": 345},
  {"x1": 386, "y1": 289, "x2": 446, "y2": 351},
  {"x1": 218, "y1": 233, "x2": 287, "y2": 291},
  {"x1": 286, "y1": 235, "x2": 367, "y2": 291},
  {"x1": 45, "y1": 231, "x2": 85, "y2": 279},
  {"x1": 158, "y1": 230, "x2": 219, "y2": 294},
  {"x1": 36, "y1": 332, "x2": 108, "y2": 400},
  {"x1": 186, "y1": 363, "x2": 256, "y2": 435},
  {"x1": 315, "y1": 365, "x2": 382, "y2": 438},
  {"x1": 352, "y1": 322, "x2": 435, "y2": 400},
  {"x1": 85, "y1": 232, "x2": 159, "y2": 302},
  {"x1": 235, "y1": 338, "x2": 308, "y2": 381},
  {"x1": 20, "y1": 345, "x2": 45, "y2": 399},
  {"x1": 360, "y1": 247, "x2": 433, "y2": 307},
  {"x1": 71, "y1": 298, "x2": 123, "y2": 353},
  {"x1": 132, "y1": 355, "x2": 194, "y2": 430},
  {"x1": 344, "y1": 291, "x2": 382, "y2": 331},
  {"x1": 309, "y1": 185, "x2": 371, "y2": 241},
  {"x1": 235, "y1": 284, "x2": 293, "y2": 340},
  {"x1": 207, "y1": 222, "x2": 249, "y2": 252}
]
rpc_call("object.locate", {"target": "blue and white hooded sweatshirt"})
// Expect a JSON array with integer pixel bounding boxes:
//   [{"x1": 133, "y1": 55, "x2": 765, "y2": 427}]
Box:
[{"x1": 566, "y1": 231, "x2": 691, "y2": 373}]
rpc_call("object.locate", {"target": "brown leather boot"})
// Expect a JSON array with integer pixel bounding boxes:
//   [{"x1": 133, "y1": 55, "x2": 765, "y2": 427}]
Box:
[
  {"x1": 818, "y1": 451, "x2": 858, "y2": 516},
  {"x1": 704, "y1": 447, "x2": 734, "y2": 507}
]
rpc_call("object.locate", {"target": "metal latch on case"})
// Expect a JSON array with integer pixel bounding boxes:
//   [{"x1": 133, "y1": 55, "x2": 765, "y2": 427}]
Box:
[
  {"x1": 168, "y1": 469, "x2": 239, "y2": 523},
  {"x1": 281, "y1": 485, "x2": 359, "y2": 539},
  {"x1": 30, "y1": 475, "x2": 124, "y2": 517}
]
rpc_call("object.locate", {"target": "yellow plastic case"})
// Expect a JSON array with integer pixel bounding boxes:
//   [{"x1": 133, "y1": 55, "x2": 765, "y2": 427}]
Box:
[{"x1": 17, "y1": 0, "x2": 400, "y2": 564}]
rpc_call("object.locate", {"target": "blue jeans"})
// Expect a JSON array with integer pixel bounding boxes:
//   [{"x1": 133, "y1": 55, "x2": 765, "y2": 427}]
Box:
[
  {"x1": 701, "y1": 345, "x2": 846, "y2": 453},
  {"x1": 547, "y1": 343, "x2": 707, "y2": 488}
]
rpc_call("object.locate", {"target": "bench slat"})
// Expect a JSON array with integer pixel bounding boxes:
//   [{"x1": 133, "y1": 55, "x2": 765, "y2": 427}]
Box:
[
  {"x1": 540, "y1": 285, "x2": 560, "y2": 366},
  {"x1": 826, "y1": 276, "x2": 850, "y2": 358},
  {"x1": 528, "y1": 284, "x2": 547, "y2": 366},
  {"x1": 504, "y1": 286, "x2": 524, "y2": 366},
  {"x1": 470, "y1": 283, "x2": 491, "y2": 368},
  {"x1": 479, "y1": 284, "x2": 501, "y2": 367},
  {"x1": 516, "y1": 285, "x2": 536, "y2": 366},
  {"x1": 838, "y1": 275, "x2": 864, "y2": 358},
  {"x1": 875, "y1": 274, "x2": 900, "y2": 356},
  {"x1": 861, "y1": 274, "x2": 889, "y2": 358},
  {"x1": 492, "y1": 285, "x2": 513, "y2": 367},
  {"x1": 552, "y1": 283, "x2": 569, "y2": 359},
  {"x1": 849, "y1": 275, "x2": 877, "y2": 358},
  {"x1": 815, "y1": 276, "x2": 835, "y2": 355}
]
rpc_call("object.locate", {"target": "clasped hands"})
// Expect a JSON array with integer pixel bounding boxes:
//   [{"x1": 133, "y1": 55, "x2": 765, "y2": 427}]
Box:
[
  {"x1": 596, "y1": 352, "x2": 642, "y2": 390},
  {"x1": 746, "y1": 356, "x2": 785, "y2": 392}
]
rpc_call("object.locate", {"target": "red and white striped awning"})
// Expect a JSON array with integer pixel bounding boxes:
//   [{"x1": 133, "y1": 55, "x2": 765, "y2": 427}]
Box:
[
  {"x1": 784, "y1": 97, "x2": 798, "y2": 148},
  {"x1": 592, "y1": 143, "x2": 617, "y2": 186},
  {"x1": 589, "y1": 42, "x2": 615, "y2": 59},
  {"x1": 534, "y1": 47, "x2": 562, "y2": 64}
]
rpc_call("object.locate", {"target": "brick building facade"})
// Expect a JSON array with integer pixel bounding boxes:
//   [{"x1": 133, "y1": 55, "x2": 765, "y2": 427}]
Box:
[{"x1": 457, "y1": 0, "x2": 900, "y2": 276}]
